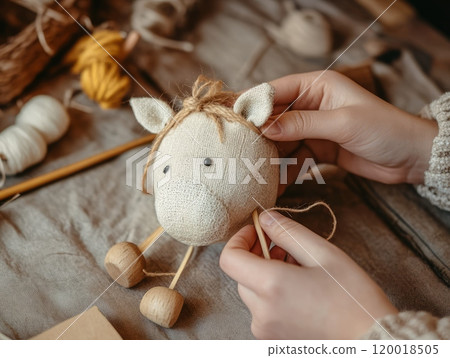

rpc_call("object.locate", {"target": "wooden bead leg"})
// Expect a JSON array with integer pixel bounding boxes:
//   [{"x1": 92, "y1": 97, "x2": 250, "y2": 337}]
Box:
[
  {"x1": 104, "y1": 226, "x2": 164, "y2": 288},
  {"x1": 104, "y1": 242, "x2": 145, "y2": 288},
  {"x1": 140, "y1": 287, "x2": 184, "y2": 328},
  {"x1": 140, "y1": 246, "x2": 193, "y2": 328}
]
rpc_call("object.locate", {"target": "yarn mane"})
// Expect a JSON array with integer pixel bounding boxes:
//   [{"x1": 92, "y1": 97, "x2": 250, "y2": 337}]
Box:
[{"x1": 142, "y1": 75, "x2": 261, "y2": 193}]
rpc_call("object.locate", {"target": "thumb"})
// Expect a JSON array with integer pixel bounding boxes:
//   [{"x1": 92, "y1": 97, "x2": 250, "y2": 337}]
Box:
[
  {"x1": 261, "y1": 109, "x2": 345, "y2": 142},
  {"x1": 220, "y1": 225, "x2": 276, "y2": 292},
  {"x1": 259, "y1": 211, "x2": 335, "y2": 267}
]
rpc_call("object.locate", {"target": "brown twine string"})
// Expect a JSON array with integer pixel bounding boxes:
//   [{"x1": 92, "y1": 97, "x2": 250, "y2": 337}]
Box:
[
  {"x1": 35, "y1": 10, "x2": 54, "y2": 55},
  {"x1": 143, "y1": 269, "x2": 176, "y2": 277},
  {"x1": 10, "y1": 0, "x2": 67, "y2": 55},
  {"x1": 142, "y1": 75, "x2": 261, "y2": 193},
  {"x1": 266, "y1": 202, "x2": 337, "y2": 241}
]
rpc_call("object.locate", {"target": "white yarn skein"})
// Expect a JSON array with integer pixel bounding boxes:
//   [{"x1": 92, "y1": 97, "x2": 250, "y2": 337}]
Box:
[
  {"x1": 16, "y1": 95, "x2": 70, "y2": 144},
  {"x1": 0, "y1": 125, "x2": 47, "y2": 175},
  {"x1": 0, "y1": 95, "x2": 70, "y2": 185}
]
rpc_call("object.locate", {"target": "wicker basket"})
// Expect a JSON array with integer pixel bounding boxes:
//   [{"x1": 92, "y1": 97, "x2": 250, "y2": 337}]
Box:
[{"x1": 0, "y1": 0, "x2": 91, "y2": 106}]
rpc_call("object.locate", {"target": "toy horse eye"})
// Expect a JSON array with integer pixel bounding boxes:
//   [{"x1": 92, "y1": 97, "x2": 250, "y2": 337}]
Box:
[
  {"x1": 163, "y1": 165, "x2": 170, "y2": 174},
  {"x1": 203, "y1": 158, "x2": 213, "y2": 166}
]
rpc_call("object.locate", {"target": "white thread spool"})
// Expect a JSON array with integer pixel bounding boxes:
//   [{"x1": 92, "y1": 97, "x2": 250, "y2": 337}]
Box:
[
  {"x1": 0, "y1": 126, "x2": 47, "y2": 175},
  {"x1": 16, "y1": 95, "x2": 70, "y2": 144},
  {"x1": 0, "y1": 95, "x2": 70, "y2": 184}
]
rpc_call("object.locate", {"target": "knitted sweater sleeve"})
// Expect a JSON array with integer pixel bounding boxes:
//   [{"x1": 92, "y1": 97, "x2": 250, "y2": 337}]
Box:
[
  {"x1": 362, "y1": 95, "x2": 450, "y2": 340},
  {"x1": 416, "y1": 92, "x2": 450, "y2": 211},
  {"x1": 360, "y1": 311, "x2": 450, "y2": 339}
]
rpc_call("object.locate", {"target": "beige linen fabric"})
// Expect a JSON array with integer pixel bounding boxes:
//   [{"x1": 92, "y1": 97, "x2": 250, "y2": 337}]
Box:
[{"x1": 154, "y1": 112, "x2": 279, "y2": 246}]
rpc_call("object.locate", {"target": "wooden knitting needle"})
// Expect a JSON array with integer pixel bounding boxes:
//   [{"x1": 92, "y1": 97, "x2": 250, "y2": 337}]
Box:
[
  {"x1": 140, "y1": 245, "x2": 194, "y2": 328},
  {"x1": 0, "y1": 134, "x2": 155, "y2": 202},
  {"x1": 252, "y1": 209, "x2": 270, "y2": 260},
  {"x1": 104, "y1": 226, "x2": 164, "y2": 288}
]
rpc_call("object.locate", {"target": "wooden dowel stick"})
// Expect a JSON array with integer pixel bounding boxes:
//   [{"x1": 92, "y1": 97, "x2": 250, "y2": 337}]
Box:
[
  {"x1": 252, "y1": 209, "x2": 270, "y2": 260},
  {"x1": 0, "y1": 134, "x2": 155, "y2": 201},
  {"x1": 169, "y1": 246, "x2": 194, "y2": 290},
  {"x1": 138, "y1": 226, "x2": 164, "y2": 252}
]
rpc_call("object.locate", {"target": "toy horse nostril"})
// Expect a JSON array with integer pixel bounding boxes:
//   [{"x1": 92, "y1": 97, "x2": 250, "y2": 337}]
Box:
[{"x1": 155, "y1": 179, "x2": 230, "y2": 246}]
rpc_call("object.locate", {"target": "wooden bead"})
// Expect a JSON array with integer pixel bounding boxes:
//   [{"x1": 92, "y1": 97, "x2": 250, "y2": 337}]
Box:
[
  {"x1": 140, "y1": 287, "x2": 184, "y2": 328},
  {"x1": 104, "y1": 242, "x2": 146, "y2": 288}
]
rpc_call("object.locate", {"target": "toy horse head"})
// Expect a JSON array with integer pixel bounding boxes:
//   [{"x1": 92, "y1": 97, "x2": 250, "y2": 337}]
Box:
[{"x1": 130, "y1": 76, "x2": 279, "y2": 246}]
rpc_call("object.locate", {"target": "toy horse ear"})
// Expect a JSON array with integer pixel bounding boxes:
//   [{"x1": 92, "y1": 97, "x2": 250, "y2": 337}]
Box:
[
  {"x1": 130, "y1": 97, "x2": 174, "y2": 134},
  {"x1": 233, "y1": 83, "x2": 274, "y2": 127}
]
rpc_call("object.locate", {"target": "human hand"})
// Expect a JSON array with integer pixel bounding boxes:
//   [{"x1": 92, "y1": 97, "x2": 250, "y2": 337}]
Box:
[
  {"x1": 219, "y1": 211, "x2": 398, "y2": 339},
  {"x1": 263, "y1": 71, "x2": 437, "y2": 192}
]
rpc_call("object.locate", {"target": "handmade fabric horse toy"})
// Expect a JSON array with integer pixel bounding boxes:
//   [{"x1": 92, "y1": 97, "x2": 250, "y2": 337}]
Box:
[
  {"x1": 135, "y1": 76, "x2": 279, "y2": 246},
  {"x1": 104, "y1": 76, "x2": 280, "y2": 328},
  {"x1": 105, "y1": 76, "x2": 335, "y2": 328}
]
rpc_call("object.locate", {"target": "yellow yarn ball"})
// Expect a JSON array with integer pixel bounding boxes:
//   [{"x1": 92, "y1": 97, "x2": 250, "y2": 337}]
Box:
[
  {"x1": 65, "y1": 30, "x2": 131, "y2": 109},
  {"x1": 80, "y1": 61, "x2": 130, "y2": 109}
]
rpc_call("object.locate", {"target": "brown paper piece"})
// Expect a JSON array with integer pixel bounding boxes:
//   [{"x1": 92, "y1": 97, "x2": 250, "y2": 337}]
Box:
[{"x1": 31, "y1": 306, "x2": 122, "y2": 340}]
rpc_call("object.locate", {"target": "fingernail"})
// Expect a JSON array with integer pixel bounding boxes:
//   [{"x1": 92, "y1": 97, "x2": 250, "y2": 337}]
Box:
[
  {"x1": 262, "y1": 120, "x2": 281, "y2": 136},
  {"x1": 259, "y1": 211, "x2": 280, "y2": 226}
]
